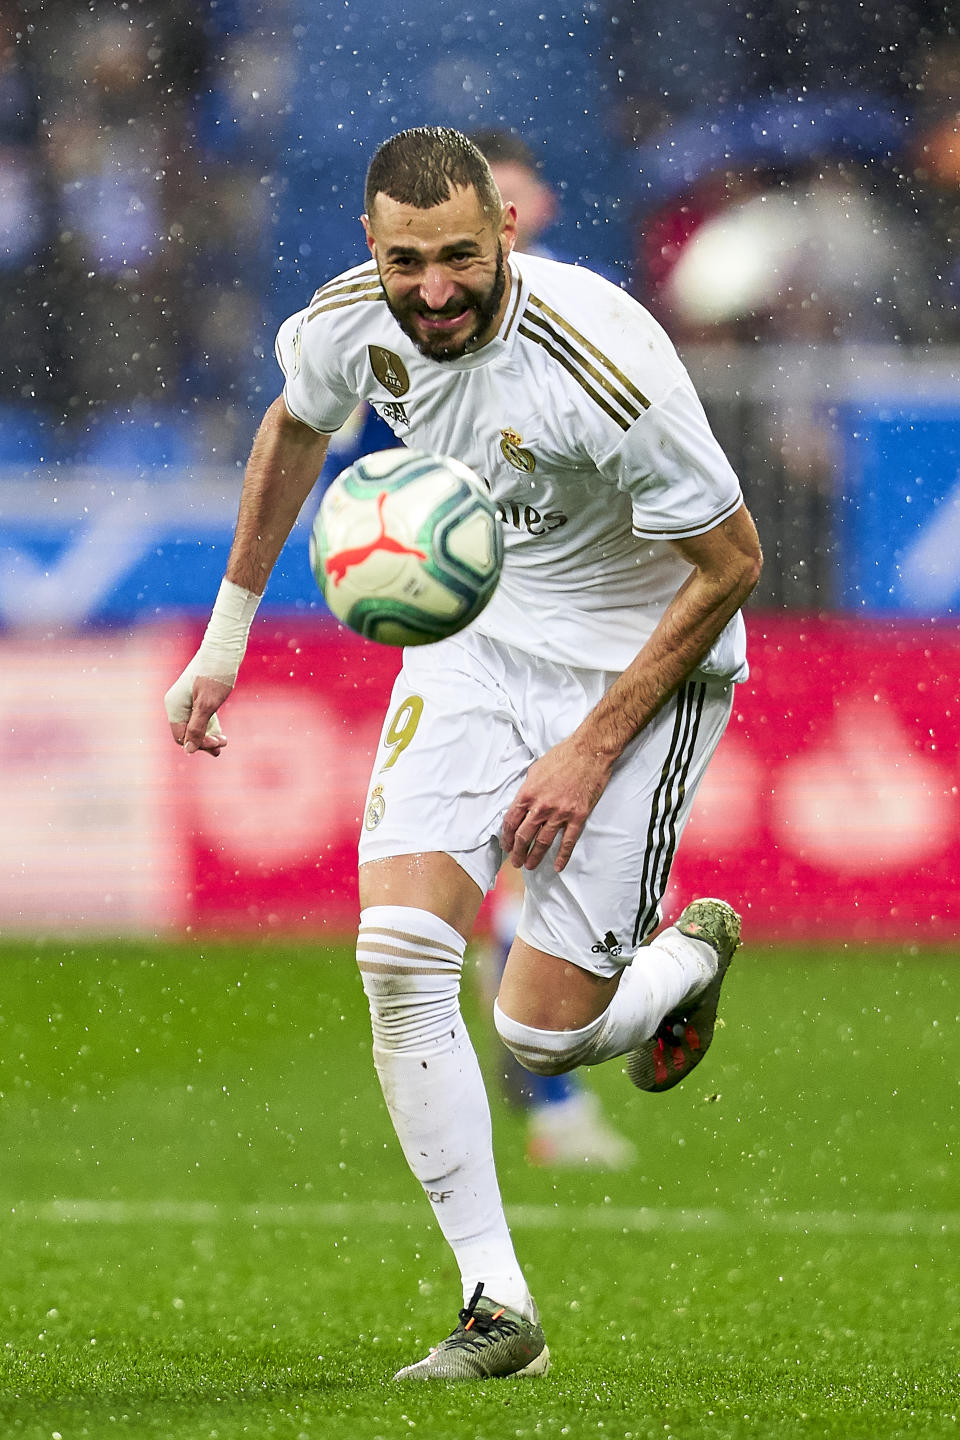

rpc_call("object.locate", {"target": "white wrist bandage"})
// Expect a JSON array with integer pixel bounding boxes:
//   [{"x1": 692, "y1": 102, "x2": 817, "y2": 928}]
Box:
[
  {"x1": 195, "y1": 578, "x2": 263, "y2": 684},
  {"x1": 163, "y1": 579, "x2": 262, "y2": 726}
]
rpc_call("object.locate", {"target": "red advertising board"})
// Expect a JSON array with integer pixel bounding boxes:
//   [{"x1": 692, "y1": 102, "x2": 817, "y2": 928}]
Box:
[
  {"x1": 162, "y1": 621, "x2": 402, "y2": 937},
  {"x1": 168, "y1": 614, "x2": 960, "y2": 944},
  {"x1": 668, "y1": 615, "x2": 960, "y2": 942},
  {"x1": 2, "y1": 616, "x2": 957, "y2": 943}
]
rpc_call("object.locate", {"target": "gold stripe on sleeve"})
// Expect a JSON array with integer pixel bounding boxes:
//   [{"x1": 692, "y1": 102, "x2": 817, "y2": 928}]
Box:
[
  {"x1": 521, "y1": 310, "x2": 644, "y2": 427},
  {"x1": 518, "y1": 321, "x2": 633, "y2": 431},
  {"x1": 633, "y1": 494, "x2": 744, "y2": 539},
  {"x1": 501, "y1": 275, "x2": 526, "y2": 341},
  {"x1": 309, "y1": 263, "x2": 379, "y2": 307},
  {"x1": 529, "y1": 295, "x2": 651, "y2": 410},
  {"x1": 308, "y1": 287, "x2": 385, "y2": 321}
]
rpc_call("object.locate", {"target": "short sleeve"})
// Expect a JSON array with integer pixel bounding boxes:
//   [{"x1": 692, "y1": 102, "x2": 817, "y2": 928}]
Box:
[
  {"x1": 599, "y1": 379, "x2": 743, "y2": 540},
  {"x1": 274, "y1": 310, "x2": 358, "y2": 434}
]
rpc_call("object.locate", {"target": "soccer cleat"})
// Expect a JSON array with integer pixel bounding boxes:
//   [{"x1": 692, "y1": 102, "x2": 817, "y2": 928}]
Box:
[
  {"x1": 626, "y1": 898, "x2": 741, "y2": 1094},
  {"x1": 393, "y1": 1284, "x2": 550, "y2": 1381}
]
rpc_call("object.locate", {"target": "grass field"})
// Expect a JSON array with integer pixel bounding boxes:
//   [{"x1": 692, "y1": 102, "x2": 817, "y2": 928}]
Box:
[{"x1": 1, "y1": 936, "x2": 957, "y2": 1439}]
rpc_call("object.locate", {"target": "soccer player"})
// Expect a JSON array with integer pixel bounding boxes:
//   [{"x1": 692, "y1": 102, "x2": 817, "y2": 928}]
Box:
[
  {"x1": 311, "y1": 129, "x2": 635, "y2": 1172},
  {"x1": 165, "y1": 127, "x2": 762, "y2": 1382},
  {"x1": 470, "y1": 129, "x2": 635, "y2": 1171}
]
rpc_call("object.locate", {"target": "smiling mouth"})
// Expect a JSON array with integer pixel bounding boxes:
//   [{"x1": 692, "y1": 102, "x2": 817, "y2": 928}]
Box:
[{"x1": 416, "y1": 308, "x2": 471, "y2": 332}]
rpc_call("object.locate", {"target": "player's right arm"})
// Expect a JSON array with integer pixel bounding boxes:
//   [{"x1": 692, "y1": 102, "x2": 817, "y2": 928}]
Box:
[{"x1": 164, "y1": 397, "x2": 330, "y2": 756}]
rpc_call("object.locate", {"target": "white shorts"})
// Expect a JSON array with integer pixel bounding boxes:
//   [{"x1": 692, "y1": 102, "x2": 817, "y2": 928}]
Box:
[{"x1": 358, "y1": 630, "x2": 734, "y2": 978}]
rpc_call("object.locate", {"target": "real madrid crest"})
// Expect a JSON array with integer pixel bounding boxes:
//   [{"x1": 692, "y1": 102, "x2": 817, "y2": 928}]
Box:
[
  {"x1": 364, "y1": 784, "x2": 386, "y2": 831},
  {"x1": 499, "y1": 428, "x2": 536, "y2": 473},
  {"x1": 369, "y1": 345, "x2": 410, "y2": 398}
]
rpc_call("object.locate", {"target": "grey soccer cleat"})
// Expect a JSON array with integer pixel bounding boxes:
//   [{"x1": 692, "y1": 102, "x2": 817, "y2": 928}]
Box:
[
  {"x1": 393, "y1": 1284, "x2": 550, "y2": 1381},
  {"x1": 626, "y1": 898, "x2": 742, "y2": 1094}
]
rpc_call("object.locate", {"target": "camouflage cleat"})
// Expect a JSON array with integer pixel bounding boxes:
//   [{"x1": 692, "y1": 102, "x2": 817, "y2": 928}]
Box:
[
  {"x1": 393, "y1": 1284, "x2": 550, "y2": 1382},
  {"x1": 627, "y1": 898, "x2": 742, "y2": 1094}
]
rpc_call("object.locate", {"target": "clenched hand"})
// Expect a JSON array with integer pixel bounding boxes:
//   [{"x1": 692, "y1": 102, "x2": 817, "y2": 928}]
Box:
[{"x1": 165, "y1": 673, "x2": 234, "y2": 756}]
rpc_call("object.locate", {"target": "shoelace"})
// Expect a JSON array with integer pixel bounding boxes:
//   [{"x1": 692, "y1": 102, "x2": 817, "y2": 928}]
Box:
[{"x1": 450, "y1": 1284, "x2": 521, "y2": 1350}]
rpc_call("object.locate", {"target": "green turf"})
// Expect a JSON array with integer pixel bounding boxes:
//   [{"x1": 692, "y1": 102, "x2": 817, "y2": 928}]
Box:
[{"x1": 1, "y1": 937, "x2": 957, "y2": 1439}]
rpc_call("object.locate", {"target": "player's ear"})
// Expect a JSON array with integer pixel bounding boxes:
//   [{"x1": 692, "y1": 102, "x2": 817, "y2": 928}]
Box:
[
  {"x1": 361, "y1": 212, "x2": 376, "y2": 256},
  {"x1": 499, "y1": 201, "x2": 519, "y2": 257}
]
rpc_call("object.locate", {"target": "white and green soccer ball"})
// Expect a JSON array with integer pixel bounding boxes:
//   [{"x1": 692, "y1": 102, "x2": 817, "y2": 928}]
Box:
[{"x1": 309, "y1": 449, "x2": 504, "y2": 646}]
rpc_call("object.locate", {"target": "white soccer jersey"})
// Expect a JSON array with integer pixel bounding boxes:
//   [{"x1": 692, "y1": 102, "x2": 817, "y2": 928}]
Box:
[{"x1": 276, "y1": 252, "x2": 747, "y2": 677}]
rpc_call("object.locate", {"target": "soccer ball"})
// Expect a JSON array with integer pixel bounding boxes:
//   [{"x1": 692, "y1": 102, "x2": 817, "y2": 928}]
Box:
[{"x1": 309, "y1": 449, "x2": 504, "y2": 646}]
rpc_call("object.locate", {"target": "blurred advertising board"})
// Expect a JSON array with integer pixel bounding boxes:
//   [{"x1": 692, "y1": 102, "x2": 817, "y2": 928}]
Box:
[
  {"x1": 166, "y1": 623, "x2": 399, "y2": 938},
  {"x1": 838, "y1": 404, "x2": 960, "y2": 616},
  {"x1": 0, "y1": 621, "x2": 397, "y2": 937},
  {"x1": 0, "y1": 630, "x2": 188, "y2": 931},
  {"x1": 0, "y1": 472, "x2": 325, "y2": 628},
  {"x1": 669, "y1": 615, "x2": 960, "y2": 943},
  {"x1": 0, "y1": 616, "x2": 957, "y2": 944}
]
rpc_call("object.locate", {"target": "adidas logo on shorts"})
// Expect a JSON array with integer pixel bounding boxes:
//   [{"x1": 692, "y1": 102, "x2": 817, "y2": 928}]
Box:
[{"x1": 591, "y1": 931, "x2": 623, "y2": 957}]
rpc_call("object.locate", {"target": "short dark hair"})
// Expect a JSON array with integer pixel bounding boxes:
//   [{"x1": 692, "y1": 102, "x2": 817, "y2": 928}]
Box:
[
  {"x1": 469, "y1": 129, "x2": 539, "y2": 173},
  {"x1": 364, "y1": 126, "x2": 502, "y2": 218}
]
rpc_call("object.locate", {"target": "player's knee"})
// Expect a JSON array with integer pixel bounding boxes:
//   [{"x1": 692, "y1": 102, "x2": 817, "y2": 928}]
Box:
[
  {"x1": 493, "y1": 1001, "x2": 598, "y2": 1076},
  {"x1": 357, "y1": 905, "x2": 466, "y2": 1052},
  {"x1": 517, "y1": 1048, "x2": 579, "y2": 1078}
]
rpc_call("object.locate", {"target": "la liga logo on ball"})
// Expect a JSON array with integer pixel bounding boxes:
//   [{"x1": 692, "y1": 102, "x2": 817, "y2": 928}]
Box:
[{"x1": 309, "y1": 450, "x2": 504, "y2": 646}]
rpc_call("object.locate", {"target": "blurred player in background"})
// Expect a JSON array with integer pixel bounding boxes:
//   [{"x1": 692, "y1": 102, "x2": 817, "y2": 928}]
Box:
[
  {"x1": 470, "y1": 130, "x2": 635, "y2": 1171},
  {"x1": 469, "y1": 130, "x2": 558, "y2": 257},
  {"x1": 165, "y1": 127, "x2": 762, "y2": 1383},
  {"x1": 478, "y1": 864, "x2": 635, "y2": 1168},
  {"x1": 470, "y1": 128, "x2": 626, "y2": 286}
]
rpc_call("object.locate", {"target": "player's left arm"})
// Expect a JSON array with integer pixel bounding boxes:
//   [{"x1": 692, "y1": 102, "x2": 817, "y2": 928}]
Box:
[{"x1": 501, "y1": 502, "x2": 762, "y2": 872}]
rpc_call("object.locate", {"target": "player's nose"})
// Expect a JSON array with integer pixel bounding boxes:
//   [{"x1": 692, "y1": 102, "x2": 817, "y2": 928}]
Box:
[{"x1": 419, "y1": 266, "x2": 459, "y2": 312}]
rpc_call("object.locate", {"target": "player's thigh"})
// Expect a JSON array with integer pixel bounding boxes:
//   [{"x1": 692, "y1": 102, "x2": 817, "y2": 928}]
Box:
[
  {"x1": 498, "y1": 933, "x2": 621, "y2": 1029},
  {"x1": 518, "y1": 678, "x2": 735, "y2": 978},
  {"x1": 358, "y1": 633, "x2": 532, "y2": 876},
  {"x1": 358, "y1": 850, "x2": 486, "y2": 940}
]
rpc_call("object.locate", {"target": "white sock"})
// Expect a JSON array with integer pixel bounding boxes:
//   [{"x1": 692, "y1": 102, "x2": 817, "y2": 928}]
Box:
[
  {"x1": 358, "y1": 905, "x2": 533, "y2": 1318},
  {"x1": 588, "y1": 925, "x2": 718, "y2": 1061},
  {"x1": 495, "y1": 925, "x2": 718, "y2": 1072}
]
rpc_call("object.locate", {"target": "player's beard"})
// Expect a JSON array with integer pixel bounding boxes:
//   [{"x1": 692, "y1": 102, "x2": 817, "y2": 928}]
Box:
[{"x1": 384, "y1": 243, "x2": 507, "y2": 362}]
